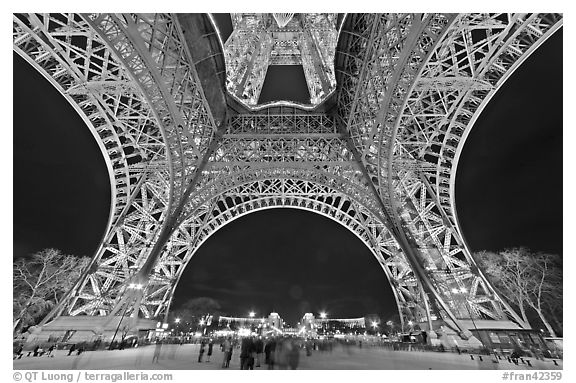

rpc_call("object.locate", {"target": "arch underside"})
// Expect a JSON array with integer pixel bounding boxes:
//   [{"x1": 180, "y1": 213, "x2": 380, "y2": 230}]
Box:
[{"x1": 13, "y1": 13, "x2": 563, "y2": 332}]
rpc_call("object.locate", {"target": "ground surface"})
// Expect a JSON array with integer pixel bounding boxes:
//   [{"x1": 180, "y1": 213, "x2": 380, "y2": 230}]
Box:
[{"x1": 13, "y1": 344, "x2": 562, "y2": 370}]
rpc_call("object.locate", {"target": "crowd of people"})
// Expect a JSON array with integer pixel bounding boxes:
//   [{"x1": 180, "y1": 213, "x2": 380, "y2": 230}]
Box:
[
  {"x1": 191, "y1": 335, "x2": 350, "y2": 370},
  {"x1": 199, "y1": 336, "x2": 303, "y2": 369}
]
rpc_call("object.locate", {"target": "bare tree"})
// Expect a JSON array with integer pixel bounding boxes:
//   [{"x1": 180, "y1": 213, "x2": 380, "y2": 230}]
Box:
[
  {"x1": 13, "y1": 248, "x2": 89, "y2": 333},
  {"x1": 475, "y1": 249, "x2": 531, "y2": 324},
  {"x1": 475, "y1": 247, "x2": 562, "y2": 336},
  {"x1": 523, "y1": 251, "x2": 562, "y2": 337}
]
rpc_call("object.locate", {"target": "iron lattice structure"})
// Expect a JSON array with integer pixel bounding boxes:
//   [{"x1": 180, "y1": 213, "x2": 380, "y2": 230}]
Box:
[
  {"x1": 13, "y1": 13, "x2": 562, "y2": 337},
  {"x1": 225, "y1": 13, "x2": 338, "y2": 107}
]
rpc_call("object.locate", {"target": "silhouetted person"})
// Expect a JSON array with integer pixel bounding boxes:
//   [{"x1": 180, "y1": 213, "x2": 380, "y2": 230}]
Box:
[
  {"x1": 152, "y1": 340, "x2": 162, "y2": 363},
  {"x1": 511, "y1": 348, "x2": 521, "y2": 365},
  {"x1": 221, "y1": 337, "x2": 233, "y2": 368},
  {"x1": 287, "y1": 339, "x2": 300, "y2": 370},
  {"x1": 240, "y1": 337, "x2": 255, "y2": 370},
  {"x1": 264, "y1": 339, "x2": 276, "y2": 369},
  {"x1": 226, "y1": 339, "x2": 233, "y2": 367},
  {"x1": 254, "y1": 337, "x2": 264, "y2": 367},
  {"x1": 67, "y1": 344, "x2": 76, "y2": 356},
  {"x1": 198, "y1": 339, "x2": 206, "y2": 363},
  {"x1": 206, "y1": 340, "x2": 213, "y2": 362}
]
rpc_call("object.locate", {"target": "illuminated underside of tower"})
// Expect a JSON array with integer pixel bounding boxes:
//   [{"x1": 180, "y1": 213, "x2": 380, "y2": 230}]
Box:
[{"x1": 224, "y1": 13, "x2": 338, "y2": 107}]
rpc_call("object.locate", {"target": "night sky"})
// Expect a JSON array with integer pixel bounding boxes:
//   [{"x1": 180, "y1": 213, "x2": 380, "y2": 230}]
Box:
[{"x1": 12, "y1": 19, "x2": 562, "y2": 326}]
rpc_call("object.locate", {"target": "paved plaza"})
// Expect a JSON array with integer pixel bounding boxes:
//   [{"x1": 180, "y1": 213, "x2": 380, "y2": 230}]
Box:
[{"x1": 14, "y1": 343, "x2": 562, "y2": 370}]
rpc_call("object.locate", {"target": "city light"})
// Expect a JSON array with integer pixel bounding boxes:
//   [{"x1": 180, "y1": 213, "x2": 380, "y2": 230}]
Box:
[
  {"x1": 319, "y1": 312, "x2": 327, "y2": 319},
  {"x1": 371, "y1": 321, "x2": 378, "y2": 328},
  {"x1": 249, "y1": 311, "x2": 255, "y2": 318},
  {"x1": 175, "y1": 318, "x2": 181, "y2": 323},
  {"x1": 199, "y1": 319, "x2": 205, "y2": 326}
]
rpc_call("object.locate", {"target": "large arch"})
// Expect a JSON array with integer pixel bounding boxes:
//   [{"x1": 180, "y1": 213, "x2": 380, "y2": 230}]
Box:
[
  {"x1": 161, "y1": 176, "x2": 429, "y2": 330},
  {"x1": 13, "y1": 13, "x2": 562, "y2": 344}
]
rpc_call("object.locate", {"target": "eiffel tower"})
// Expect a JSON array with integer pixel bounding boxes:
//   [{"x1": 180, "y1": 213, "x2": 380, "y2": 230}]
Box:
[{"x1": 13, "y1": 13, "x2": 562, "y2": 346}]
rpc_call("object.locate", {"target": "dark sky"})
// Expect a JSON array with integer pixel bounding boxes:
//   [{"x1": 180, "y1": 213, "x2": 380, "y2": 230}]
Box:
[
  {"x1": 171, "y1": 209, "x2": 392, "y2": 324},
  {"x1": 13, "y1": 22, "x2": 562, "y2": 326},
  {"x1": 456, "y1": 30, "x2": 563, "y2": 255},
  {"x1": 259, "y1": 65, "x2": 311, "y2": 104}
]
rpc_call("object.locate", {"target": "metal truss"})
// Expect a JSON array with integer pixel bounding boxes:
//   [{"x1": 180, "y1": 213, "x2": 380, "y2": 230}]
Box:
[
  {"x1": 13, "y1": 13, "x2": 219, "y2": 322},
  {"x1": 224, "y1": 13, "x2": 337, "y2": 108},
  {"x1": 14, "y1": 13, "x2": 562, "y2": 335},
  {"x1": 159, "y1": 176, "x2": 430, "y2": 326},
  {"x1": 335, "y1": 13, "x2": 562, "y2": 331}
]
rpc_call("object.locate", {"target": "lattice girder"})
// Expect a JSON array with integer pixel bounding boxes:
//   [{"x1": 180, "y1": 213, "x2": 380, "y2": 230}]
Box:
[
  {"x1": 83, "y1": 13, "x2": 219, "y2": 215},
  {"x1": 14, "y1": 12, "x2": 226, "y2": 322},
  {"x1": 13, "y1": 13, "x2": 169, "y2": 233},
  {"x1": 225, "y1": 13, "x2": 337, "y2": 108},
  {"x1": 15, "y1": 13, "x2": 563, "y2": 335},
  {"x1": 155, "y1": 176, "x2": 432, "y2": 325},
  {"x1": 335, "y1": 12, "x2": 561, "y2": 329},
  {"x1": 385, "y1": 14, "x2": 562, "y2": 323}
]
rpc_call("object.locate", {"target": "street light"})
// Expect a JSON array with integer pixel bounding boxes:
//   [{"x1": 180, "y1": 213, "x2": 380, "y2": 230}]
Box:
[
  {"x1": 319, "y1": 312, "x2": 327, "y2": 319},
  {"x1": 408, "y1": 320, "x2": 414, "y2": 332},
  {"x1": 446, "y1": 269, "x2": 485, "y2": 349},
  {"x1": 249, "y1": 311, "x2": 255, "y2": 318},
  {"x1": 109, "y1": 282, "x2": 143, "y2": 349},
  {"x1": 451, "y1": 286, "x2": 484, "y2": 348},
  {"x1": 174, "y1": 317, "x2": 181, "y2": 336}
]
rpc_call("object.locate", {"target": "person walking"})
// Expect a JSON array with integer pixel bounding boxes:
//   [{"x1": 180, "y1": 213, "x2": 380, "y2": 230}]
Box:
[
  {"x1": 206, "y1": 339, "x2": 214, "y2": 362},
  {"x1": 264, "y1": 338, "x2": 276, "y2": 369},
  {"x1": 240, "y1": 336, "x2": 255, "y2": 370},
  {"x1": 254, "y1": 337, "x2": 264, "y2": 367},
  {"x1": 198, "y1": 339, "x2": 206, "y2": 363},
  {"x1": 221, "y1": 337, "x2": 234, "y2": 368},
  {"x1": 226, "y1": 338, "x2": 234, "y2": 367},
  {"x1": 152, "y1": 339, "x2": 162, "y2": 364},
  {"x1": 287, "y1": 339, "x2": 300, "y2": 370},
  {"x1": 221, "y1": 337, "x2": 231, "y2": 368}
]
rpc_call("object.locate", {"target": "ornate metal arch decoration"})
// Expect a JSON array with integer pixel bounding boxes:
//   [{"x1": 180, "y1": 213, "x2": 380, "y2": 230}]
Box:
[
  {"x1": 13, "y1": 13, "x2": 563, "y2": 340},
  {"x1": 13, "y1": 13, "x2": 221, "y2": 323},
  {"x1": 335, "y1": 12, "x2": 562, "y2": 330},
  {"x1": 158, "y1": 176, "x2": 431, "y2": 328}
]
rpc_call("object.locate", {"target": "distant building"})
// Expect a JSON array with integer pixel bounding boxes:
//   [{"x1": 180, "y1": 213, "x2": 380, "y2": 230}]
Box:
[
  {"x1": 218, "y1": 312, "x2": 284, "y2": 331},
  {"x1": 268, "y1": 312, "x2": 283, "y2": 329},
  {"x1": 300, "y1": 313, "x2": 366, "y2": 334}
]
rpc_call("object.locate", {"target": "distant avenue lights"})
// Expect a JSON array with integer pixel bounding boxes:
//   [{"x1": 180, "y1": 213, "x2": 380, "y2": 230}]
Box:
[{"x1": 128, "y1": 283, "x2": 143, "y2": 290}]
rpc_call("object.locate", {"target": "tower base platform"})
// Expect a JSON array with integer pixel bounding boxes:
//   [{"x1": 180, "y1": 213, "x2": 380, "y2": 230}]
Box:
[
  {"x1": 22, "y1": 316, "x2": 158, "y2": 346},
  {"x1": 419, "y1": 319, "x2": 540, "y2": 351}
]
